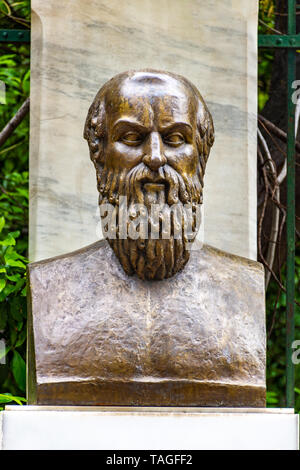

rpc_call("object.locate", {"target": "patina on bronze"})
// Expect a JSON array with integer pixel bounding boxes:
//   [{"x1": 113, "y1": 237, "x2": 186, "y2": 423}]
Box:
[
  {"x1": 27, "y1": 70, "x2": 266, "y2": 407},
  {"x1": 83, "y1": 70, "x2": 214, "y2": 280}
]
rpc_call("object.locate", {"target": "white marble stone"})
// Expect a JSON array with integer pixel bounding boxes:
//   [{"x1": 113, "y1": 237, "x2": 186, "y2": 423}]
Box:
[
  {"x1": 0, "y1": 407, "x2": 298, "y2": 450},
  {"x1": 30, "y1": 0, "x2": 258, "y2": 262}
]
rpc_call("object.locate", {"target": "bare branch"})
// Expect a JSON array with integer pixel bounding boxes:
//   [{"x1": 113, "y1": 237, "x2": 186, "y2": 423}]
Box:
[
  {"x1": 0, "y1": 1, "x2": 30, "y2": 28},
  {"x1": 258, "y1": 120, "x2": 287, "y2": 184},
  {"x1": 258, "y1": 114, "x2": 300, "y2": 154},
  {"x1": 0, "y1": 97, "x2": 30, "y2": 148},
  {"x1": 258, "y1": 19, "x2": 283, "y2": 35},
  {"x1": 258, "y1": 129, "x2": 280, "y2": 288},
  {"x1": 268, "y1": 286, "x2": 281, "y2": 340}
]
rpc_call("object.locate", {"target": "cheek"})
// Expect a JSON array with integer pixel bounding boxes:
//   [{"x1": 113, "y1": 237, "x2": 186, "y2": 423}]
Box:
[
  {"x1": 165, "y1": 144, "x2": 198, "y2": 176},
  {"x1": 104, "y1": 142, "x2": 143, "y2": 170}
]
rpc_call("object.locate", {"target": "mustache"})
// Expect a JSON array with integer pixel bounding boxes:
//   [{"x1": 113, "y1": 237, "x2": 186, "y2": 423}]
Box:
[
  {"x1": 126, "y1": 163, "x2": 186, "y2": 206},
  {"x1": 98, "y1": 162, "x2": 202, "y2": 207}
]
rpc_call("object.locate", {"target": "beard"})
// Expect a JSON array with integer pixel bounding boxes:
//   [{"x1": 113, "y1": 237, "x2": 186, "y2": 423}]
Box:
[{"x1": 96, "y1": 161, "x2": 203, "y2": 280}]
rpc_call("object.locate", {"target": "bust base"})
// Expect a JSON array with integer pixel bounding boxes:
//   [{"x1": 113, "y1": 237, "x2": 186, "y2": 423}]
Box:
[
  {"x1": 1, "y1": 406, "x2": 298, "y2": 450},
  {"x1": 30, "y1": 380, "x2": 265, "y2": 407}
]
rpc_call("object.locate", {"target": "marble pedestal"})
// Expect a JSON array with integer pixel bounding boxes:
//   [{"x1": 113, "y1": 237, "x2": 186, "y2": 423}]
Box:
[
  {"x1": 30, "y1": 0, "x2": 258, "y2": 262},
  {"x1": 0, "y1": 406, "x2": 298, "y2": 450}
]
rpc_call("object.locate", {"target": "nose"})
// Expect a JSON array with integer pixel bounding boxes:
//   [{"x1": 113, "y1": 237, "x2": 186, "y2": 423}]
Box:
[{"x1": 143, "y1": 132, "x2": 167, "y2": 171}]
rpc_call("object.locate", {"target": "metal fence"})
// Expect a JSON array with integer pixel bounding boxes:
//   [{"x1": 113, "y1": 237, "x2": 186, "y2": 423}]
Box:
[{"x1": 259, "y1": 0, "x2": 297, "y2": 408}]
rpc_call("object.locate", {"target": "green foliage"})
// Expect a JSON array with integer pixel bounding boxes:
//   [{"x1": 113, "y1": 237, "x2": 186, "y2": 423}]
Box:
[
  {"x1": 258, "y1": 49, "x2": 274, "y2": 111},
  {"x1": 258, "y1": 0, "x2": 300, "y2": 412},
  {"x1": 0, "y1": 1, "x2": 30, "y2": 404},
  {"x1": 0, "y1": 1, "x2": 30, "y2": 29},
  {"x1": 266, "y1": 246, "x2": 300, "y2": 411},
  {"x1": 0, "y1": 1, "x2": 30, "y2": 173},
  {"x1": 258, "y1": 0, "x2": 275, "y2": 111},
  {"x1": 0, "y1": 173, "x2": 28, "y2": 398},
  {"x1": 0, "y1": 45, "x2": 30, "y2": 172},
  {"x1": 0, "y1": 392, "x2": 26, "y2": 411}
]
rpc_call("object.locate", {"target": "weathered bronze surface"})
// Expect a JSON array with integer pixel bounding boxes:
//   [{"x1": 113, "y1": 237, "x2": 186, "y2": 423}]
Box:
[
  {"x1": 27, "y1": 70, "x2": 266, "y2": 406},
  {"x1": 84, "y1": 70, "x2": 214, "y2": 280},
  {"x1": 28, "y1": 240, "x2": 265, "y2": 406}
]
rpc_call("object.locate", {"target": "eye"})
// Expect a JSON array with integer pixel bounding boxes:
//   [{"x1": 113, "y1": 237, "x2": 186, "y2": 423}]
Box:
[
  {"x1": 164, "y1": 132, "x2": 185, "y2": 146},
  {"x1": 120, "y1": 132, "x2": 142, "y2": 146}
]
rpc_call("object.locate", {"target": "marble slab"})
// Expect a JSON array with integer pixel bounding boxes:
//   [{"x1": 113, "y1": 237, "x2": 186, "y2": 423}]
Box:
[
  {"x1": 1, "y1": 407, "x2": 298, "y2": 450},
  {"x1": 30, "y1": 0, "x2": 258, "y2": 262}
]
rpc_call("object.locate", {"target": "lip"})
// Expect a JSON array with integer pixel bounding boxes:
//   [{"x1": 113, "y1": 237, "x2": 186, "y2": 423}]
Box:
[
  {"x1": 140, "y1": 177, "x2": 169, "y2": 192},
  {"x1": 143, "y1": 183, "x2": 166, "y2": 192}
]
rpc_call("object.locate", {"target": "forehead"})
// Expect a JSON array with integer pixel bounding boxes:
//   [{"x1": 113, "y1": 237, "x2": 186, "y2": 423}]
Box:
[{"x1": 104, "y1": 75, "x2": 198, "y2": 128}]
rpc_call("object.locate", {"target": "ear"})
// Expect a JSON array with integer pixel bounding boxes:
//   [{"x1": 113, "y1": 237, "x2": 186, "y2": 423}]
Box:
[
  {"x1": 196, "y1": 101, "x2": 215, "y2": 168},
  {"x1": 84, "y1": 97, "x2": 106, "y2": 167}
]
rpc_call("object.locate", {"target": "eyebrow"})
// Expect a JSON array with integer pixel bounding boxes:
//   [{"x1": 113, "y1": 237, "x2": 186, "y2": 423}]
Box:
[
  {"x1": 112, "y1": 119, "x2": 149, "y2": 134},
  {"x1": 158, "y1": 122, "x2": 193, "y2": 134},
  {"x1": 112, "y1": 118, "x2": 193, "y2": 136}
]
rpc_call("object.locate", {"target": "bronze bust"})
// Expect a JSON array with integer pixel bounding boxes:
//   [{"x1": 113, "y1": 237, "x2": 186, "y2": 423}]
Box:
[{"x1": 27, "y1": 70, "x2": 266, "y2": 407}]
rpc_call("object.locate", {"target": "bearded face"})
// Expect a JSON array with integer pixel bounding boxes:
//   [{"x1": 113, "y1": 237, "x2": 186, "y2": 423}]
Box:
[
  {"x1": 84, "y1": 70, "x2": 214, "y2": 280},
  {"x1": 97, "y1": 161, "x2": 202, "y2": 280}
]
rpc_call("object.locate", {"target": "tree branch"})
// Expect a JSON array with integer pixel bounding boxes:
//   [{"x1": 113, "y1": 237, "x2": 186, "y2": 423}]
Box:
[
  {"x1": 0, "y1": 97, "x2": 30, "y2": 148},
  {"x1": 258, "y1": 129, "x2": 281, "y2": 288},
  {"x1": 258, "y1": 114, "x2": 300, "y2": 154},
  {"x1": 258, "y1": 18, "x2": 283, "y2": 35}
]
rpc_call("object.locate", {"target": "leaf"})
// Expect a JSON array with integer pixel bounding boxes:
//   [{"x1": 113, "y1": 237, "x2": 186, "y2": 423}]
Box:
[
  {"x1": 0, "y1": 217, "x2": 5, "y2": 233},
  {"x1": 11, "y1": 350, "x2": 26, "y2": 392},
  {"x1": 8, "y1": 231, "x2": 20, "y2": 239},
  {"x1": 0, "y1": 394, "x2": 14, "y2": 404},
  {"x1": 2, "y1": 283, "x2": 17, "y2": 298},
  {"x1": 0, "y1": 234, "x2": 16, "y2": 246},
  {"x1": 9, "y1": 327, "x2": 17, "y2": 347},
  {"x1": 15, "y1": 188, "x2": 28, "y2": 199},
  {"x1": 0, "y1": 393, "x2": 26, "y2": 405},
  {"x1": 15, "y1": 329, "x2": 26, "y2": 347},
  {"x1": 11, "y1": 2, "x2": 27, "y2": 8},
  {"x1": 5, "y1": 258, "x2": 26, "y2": 269},
  {"x1": 0, "y1": 278, "x2": 6, "y2": 292},
  {"x1": 14, "y1": 278, "x2": 25, "y2": 293},
  {"x1": 6, "y1": 273, "x2": 21, "y2": 282},
  {"x1": 0, "y1": 344, "x2": 11, "y2": 362},
  {"x1": 5, "y1": 246, "x2": 27, "y2": 261}
]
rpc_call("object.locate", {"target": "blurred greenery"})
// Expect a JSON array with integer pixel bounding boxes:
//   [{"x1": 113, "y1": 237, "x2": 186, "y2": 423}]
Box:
[
  {"x1": 0, "y1": 0, "x2": 29, "y2": 410},
  {"x1": 266, "y1": 247, "x2": 300, "y2": 410},
  {"x1": 0, "y1": 0, "x2": 299, "y2": 413},
  {"x1": 0, "y1": 1, "x2": 30, "y2": 29},
  {"x1": 258, "y1": 0, "x2": 275, "y2": 111},
  {"x1": 258, "y1": 0, "x2": 300, "y2": 411}
]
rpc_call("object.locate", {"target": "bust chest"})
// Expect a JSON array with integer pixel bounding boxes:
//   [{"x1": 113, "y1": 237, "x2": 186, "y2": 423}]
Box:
[{"x1": 28, "y1": 241, "x2": 266, "y2": 406}]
